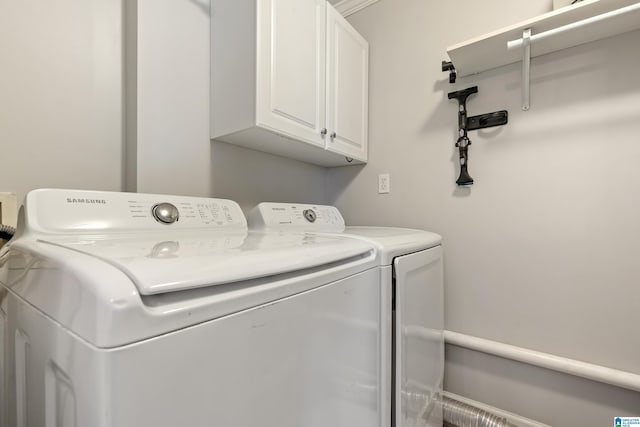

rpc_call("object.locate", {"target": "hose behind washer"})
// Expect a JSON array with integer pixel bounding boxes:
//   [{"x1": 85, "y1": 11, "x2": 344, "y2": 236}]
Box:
[{"x1": 0, "y1": 224, "x2": 16, "y2": 241}]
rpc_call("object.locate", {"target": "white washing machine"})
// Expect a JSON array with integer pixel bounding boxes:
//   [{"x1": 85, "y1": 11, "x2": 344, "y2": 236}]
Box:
[
  {"x1": 0, "y1": 189, "x2": 387, "y2": 427},
  {"x1": 249, "y1": 203, "x2": 444, "y2": 427}
]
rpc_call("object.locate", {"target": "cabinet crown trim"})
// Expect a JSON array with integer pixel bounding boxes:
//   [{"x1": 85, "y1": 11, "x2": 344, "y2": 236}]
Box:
[{"x1": 333, "y1": 0, "x2": 379, "y2": 16}]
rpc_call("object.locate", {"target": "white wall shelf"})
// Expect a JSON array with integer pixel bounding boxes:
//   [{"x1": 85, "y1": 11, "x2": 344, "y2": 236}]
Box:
[{"x1": 446, "y1": 0, "x2": 640, "y2": 78}]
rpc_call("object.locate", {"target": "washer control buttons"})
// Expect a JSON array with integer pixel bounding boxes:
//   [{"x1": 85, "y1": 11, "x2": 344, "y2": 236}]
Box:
[
  {"x1": 152, "y1": 203, "x2": 180, "y2": 224},
  {"x1": 303, "y1": 209, "x2": 317, "y2": 223}
]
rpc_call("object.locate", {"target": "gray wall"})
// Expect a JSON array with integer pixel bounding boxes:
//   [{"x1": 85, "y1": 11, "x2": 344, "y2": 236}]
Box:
[
  {"x1": 328, "y1": 0, "x2": 640, "y2": 424},
  {"x1": 0, "y1": 0, "x2": 125, "y2": 202}
]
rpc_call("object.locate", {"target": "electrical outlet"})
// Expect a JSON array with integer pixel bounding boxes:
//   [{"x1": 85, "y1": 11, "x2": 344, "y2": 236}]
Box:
[
  {"x1": 378, "y1": 173, "x2": 390, "y2": 194},
  {"x1": 0, "y1": 193, "x2": 18, "y2": 227}
]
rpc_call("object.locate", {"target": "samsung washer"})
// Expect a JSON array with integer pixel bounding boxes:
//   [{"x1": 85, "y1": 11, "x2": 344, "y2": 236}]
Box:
[
  {"x1": 249, "y1": 202, "x2": 444, "y2": 427},
  {"x1": 0, "y1": 189, "x2": 386, "y2": 427}
]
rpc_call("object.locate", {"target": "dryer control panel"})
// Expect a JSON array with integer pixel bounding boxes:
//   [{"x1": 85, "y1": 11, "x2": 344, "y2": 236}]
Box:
[
  {"x1": 249, "y1": 202, "x2": 345, "y2": 232},
  {"x1": 23, "y1": 189, "x2": 247, "y2": 234}
]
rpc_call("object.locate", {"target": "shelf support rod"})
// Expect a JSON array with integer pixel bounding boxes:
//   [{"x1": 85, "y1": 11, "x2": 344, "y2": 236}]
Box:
[
  {"x1": 507, "y1": 2, "x2": 640, "y2": 50},
  {"x1": 521, "y1": 28, "x2": 531, "y2": 111}
]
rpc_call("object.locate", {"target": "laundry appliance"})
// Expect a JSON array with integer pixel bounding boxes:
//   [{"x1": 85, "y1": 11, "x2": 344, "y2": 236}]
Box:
[
  {"x1": 249, "y1": 202, "x2": 444, "y2": 427},
  {"x1": 0, "y1": 189, "x2": 387, "y2": 427}
]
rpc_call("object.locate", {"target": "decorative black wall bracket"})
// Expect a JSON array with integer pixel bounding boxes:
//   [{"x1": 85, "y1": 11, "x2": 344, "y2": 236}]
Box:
[{"x1": 447, "y1": 86, "x2": 508, "y2": 186}]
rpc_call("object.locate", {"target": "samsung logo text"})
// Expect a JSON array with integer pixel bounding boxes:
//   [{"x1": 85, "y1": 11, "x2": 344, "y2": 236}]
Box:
[{"x1": 66, "y1": 198, "x2": 107, "y2": 205}]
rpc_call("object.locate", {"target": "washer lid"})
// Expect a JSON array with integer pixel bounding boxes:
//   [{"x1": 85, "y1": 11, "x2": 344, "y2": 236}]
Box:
[{"x1": 40, "y1": 231, "x2": 374, "y2": 295}]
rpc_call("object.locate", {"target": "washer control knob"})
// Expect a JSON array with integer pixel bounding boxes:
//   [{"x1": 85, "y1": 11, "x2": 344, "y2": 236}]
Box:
[
  {"x1": 303, "y1": 209, "x2": 317, "y2": 223},
  {"x1": 152, "y1": 203, "x2": 180, "y2": 224}
]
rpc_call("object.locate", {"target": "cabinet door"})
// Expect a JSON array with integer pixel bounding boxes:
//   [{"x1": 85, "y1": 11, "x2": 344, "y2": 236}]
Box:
[
  {"x1": 326, "y1": 6, "x2": 369, "y2": 161},
  {"x1": 256, "y1": 0, "x2": 326, "y2": 148}
]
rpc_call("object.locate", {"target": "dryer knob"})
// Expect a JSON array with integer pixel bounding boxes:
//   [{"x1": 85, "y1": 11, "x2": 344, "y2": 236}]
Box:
[{"x1": 152, "y1": 203, "x2": 180, "y2": 224}]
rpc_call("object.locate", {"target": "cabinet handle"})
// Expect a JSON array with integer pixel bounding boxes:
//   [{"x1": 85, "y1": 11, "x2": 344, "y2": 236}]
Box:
[
  {"x1": 320, "y1": 128, "x2": 327, "y2": 136},
  {"x1": 330, "y1": 132, "x2": 337, "y2": 140}
]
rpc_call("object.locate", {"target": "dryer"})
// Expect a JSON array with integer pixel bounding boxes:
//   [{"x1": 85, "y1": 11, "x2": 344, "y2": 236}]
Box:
[
  {"x1": 0, "y1": 189, "x2": 386, "y2": 427},
  {"x1": 249, "y1": 203, "x2": 444, "y2": 427}
]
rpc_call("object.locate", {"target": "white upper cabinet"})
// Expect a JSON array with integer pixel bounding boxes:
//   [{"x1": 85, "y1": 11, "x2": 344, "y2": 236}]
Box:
[
  {"x1": 326, "y1": 5, "x2": 368, "y2": 162},
  {"x1": 211, "y1": 0, "x2": 369, "y2": 167}
]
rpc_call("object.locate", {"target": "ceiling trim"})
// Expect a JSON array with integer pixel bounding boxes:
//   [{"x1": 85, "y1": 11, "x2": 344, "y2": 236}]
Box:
[{"x1": 333, "y1": 0, "x2": 379, "y2": 17}]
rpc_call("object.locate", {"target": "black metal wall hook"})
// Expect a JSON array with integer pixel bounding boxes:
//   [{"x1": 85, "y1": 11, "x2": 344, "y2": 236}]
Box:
[{"x1": 447, "y1": 86, "x2": 508, "y2": 186}]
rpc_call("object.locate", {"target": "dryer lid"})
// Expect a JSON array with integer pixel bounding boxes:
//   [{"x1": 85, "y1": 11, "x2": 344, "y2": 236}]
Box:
[
  {"x1": 342, "y1": 227, "x2": 442, "y2": 264},
  {"x1": 39, "y1": 231, "x2": 374, "y2": 295}
]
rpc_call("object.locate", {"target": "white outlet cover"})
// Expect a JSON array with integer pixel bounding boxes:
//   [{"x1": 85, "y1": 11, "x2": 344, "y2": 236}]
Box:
[{"x1": 378, "y1": 174, "x2": 390, "y2": 194}]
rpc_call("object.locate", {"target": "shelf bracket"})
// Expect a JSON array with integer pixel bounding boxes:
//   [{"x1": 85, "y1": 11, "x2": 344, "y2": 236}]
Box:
[
  {"x1": 521, "y1": 28, "x2": 532, "y2": 111},
  {"x1": 441, "y1": 60, "x2": 457, "y2": 84}
]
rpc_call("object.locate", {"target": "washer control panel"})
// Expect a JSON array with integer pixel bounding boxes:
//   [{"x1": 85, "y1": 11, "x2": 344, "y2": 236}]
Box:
[
  {"x1": 248, "y1": 203, "x2": 345, "y2": 231},
  {"x1": 24, "y1": 189, "x2": 247, "y2": 233}
]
